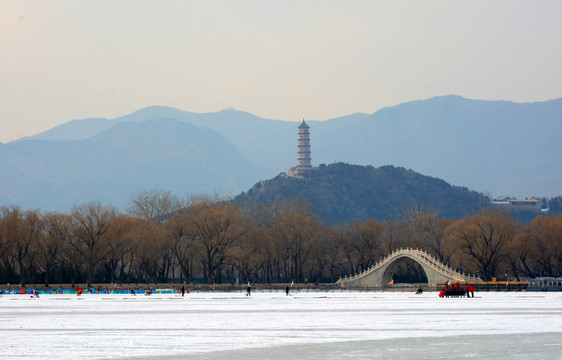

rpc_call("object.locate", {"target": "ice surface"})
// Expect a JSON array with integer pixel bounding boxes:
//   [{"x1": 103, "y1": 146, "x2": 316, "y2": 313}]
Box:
[{"x1": 1, "y1": 290, "x2": 561, "y2": 359}]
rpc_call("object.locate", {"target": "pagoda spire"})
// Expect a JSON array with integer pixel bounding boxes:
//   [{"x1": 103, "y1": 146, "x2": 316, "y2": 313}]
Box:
[{"x1": 297, "y1": 118, "x2": 311, "y2": 170}]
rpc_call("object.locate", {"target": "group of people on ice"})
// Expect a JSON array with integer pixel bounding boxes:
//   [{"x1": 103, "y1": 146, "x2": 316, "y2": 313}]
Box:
[{"x1": 439, "y1": 282, "x2": 475, "y2": 298}]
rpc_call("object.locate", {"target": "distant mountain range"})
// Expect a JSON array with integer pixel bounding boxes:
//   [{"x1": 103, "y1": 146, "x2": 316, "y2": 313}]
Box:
[
  {"x1": 0, "y1": 119, "x2": 266, "y2": 211},
  {"x1": 1, "y1": 95, "x2": 561, "y2": 212}
]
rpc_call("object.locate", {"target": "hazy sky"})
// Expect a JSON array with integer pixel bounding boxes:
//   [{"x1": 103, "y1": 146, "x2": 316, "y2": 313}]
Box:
[{"x1": 1, "y1": 0, "x2": 561, "y2": 143}]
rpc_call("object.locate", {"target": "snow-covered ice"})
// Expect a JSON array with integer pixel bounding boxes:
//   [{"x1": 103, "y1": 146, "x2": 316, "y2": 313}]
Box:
[{"x1": 1, "y1": 290, "x2": 561, "y2": 359}]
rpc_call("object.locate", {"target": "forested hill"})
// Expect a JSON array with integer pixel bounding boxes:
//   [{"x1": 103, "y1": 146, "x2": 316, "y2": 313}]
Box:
[{"x1": 235, "y1": 163, "x2": 489, "y2": 224}]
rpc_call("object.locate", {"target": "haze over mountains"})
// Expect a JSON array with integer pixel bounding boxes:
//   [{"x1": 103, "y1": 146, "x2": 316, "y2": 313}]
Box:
[{"x1": 1, "y1": 95, "x2": 560, "y2": 212}]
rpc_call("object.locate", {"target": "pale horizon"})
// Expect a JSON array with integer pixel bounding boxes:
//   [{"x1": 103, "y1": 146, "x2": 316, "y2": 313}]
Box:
[{"x1": 2, "y1": 1, "x2": 562, "y2": 143}]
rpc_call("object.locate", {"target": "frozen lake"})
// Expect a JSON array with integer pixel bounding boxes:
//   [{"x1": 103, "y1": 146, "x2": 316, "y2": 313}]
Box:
[{"x1": 1, "y1": 290, "x2": 561, "y2": 359}]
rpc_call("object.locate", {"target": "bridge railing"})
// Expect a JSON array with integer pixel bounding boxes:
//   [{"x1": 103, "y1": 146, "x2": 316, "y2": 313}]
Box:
[
  {"x1": 416, "y1": 249, "x2": 479, "y2": 281},
  {"x1": 338, "y1": 247, "x2": 409, "y2": 282},
  {"x1": 412, "y1": 248, "x2": 479, "y2": 281}
]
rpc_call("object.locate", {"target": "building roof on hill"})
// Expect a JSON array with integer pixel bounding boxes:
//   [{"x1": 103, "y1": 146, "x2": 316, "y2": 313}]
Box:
[{"x1": 495, "y1": 196, "x2": 513, "y2": 201}]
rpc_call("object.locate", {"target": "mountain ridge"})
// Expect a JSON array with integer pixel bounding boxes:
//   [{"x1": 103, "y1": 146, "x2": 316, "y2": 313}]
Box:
[
  {"x1": 1, "y1": 95, "x2": 561, "y2": 212},
  {"x1": 1, "y1": 119, "x2": 267, "y2": 211}
]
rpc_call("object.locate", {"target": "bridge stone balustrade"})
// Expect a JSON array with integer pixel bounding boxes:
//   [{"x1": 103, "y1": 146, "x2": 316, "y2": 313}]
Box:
[{"x1": 336, "y1": 247, "x2": 480, "y2": 287}]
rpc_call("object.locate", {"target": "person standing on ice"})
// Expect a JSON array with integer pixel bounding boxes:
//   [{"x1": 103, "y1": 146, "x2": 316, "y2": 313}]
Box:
[
  {"x1": 181, "y1": 285, "x2": 185, "y2": 297},
  {"x1": 247, "y1": 282, "x2": 251, "y2": 296}
]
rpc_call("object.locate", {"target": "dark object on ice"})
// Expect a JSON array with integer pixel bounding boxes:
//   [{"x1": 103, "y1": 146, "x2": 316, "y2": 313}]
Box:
[
  {"x1": 439, "y1": 282, "x2": 472, "y2": 298},
  {"x1": 443, "y1": 288, "x2": 466, "y2": 297}
]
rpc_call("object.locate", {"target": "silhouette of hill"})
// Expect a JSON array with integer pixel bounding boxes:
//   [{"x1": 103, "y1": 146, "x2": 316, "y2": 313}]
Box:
[{"x1": 236, "y1": 163, "x2": 488, "y2": 223}]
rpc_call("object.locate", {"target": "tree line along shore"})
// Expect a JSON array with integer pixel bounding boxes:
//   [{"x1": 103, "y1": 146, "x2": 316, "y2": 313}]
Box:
[{"x1": 1, "y1": 191, "x2": 560, "y2": 288}]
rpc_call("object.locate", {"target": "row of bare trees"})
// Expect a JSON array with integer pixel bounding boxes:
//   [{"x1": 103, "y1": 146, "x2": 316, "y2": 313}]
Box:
[{"x1": 1, "y1": 192, "x2": 561, "y2": 287}]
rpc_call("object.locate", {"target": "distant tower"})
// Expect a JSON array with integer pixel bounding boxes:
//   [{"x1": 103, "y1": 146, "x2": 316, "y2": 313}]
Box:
[{"x1": 297, "y1": 119, "x2": 312, "y2": 170}]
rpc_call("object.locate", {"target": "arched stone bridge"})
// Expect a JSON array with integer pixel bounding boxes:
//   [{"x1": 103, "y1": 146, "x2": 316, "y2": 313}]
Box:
[{"x1": 336, "y1": 247, "x2": 480, "y2": 287}]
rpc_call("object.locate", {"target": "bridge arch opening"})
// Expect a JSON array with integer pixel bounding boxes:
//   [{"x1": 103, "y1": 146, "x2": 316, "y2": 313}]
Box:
[{"x1": 382, "y1": 256, "x2": 428, "y2": 285}]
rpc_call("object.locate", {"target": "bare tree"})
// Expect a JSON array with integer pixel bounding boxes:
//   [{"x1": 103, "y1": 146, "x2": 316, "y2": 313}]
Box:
[
  {"x1": 323, "y1": 225, "x2": 349, "y2": 281},
  {"x1": 524, "y1": 215, "x2": 562, "y2": 277},
  {"x1": 448, "y1": 209, "x2": 518, "y2": 281},
  {"x1": 399, "y1": 203, "x2": 440, "y2": 248},
  {"x1": 0, "y1": 206, "x2": 13, "y2": 280},
  {"x1": 116, "y1": 217, "x2": 143, "y2": 284},
  {"x1": 59, "y1": 229, "x2": 84, "y2": 287},
  {"x1": 37, "y1": 212, "x2": 71, "y2": 286},
  {"x1": 348, "y1": 219, "x2": 385, "y2": 271},
  {"x1": 128, "y1": 189, "x2": 184, "y2": 224},
  {"x1": 164, "y1": 213, "x2": 196, "y2": 283},
  {"x1": 274, "y1": 211, "x2": 321, "y2": 283},
  {"x1": 104, "y1": 215, "x2": 137, "y2": 284},
  {"x1": 231, "y1": 221, "x2": 267, "y2": 284},
  {"x1": 307, "y1": 221, "x2": 335, "y2": 283},
  {"x1": 248, "y1": 198, "x2": 316, "y2": 228},
  {"x1": 245, "y1": 198, "x2": 316, "y2": 283},
  {"x1": 71, "y1": 202, "x2": 117, "y2": 287},
  {"x1": 1, "y1": 207, "x2": 42, "y2": 286},
  {"x1": 186, "y1": 201, "x2": 247, "y2": 283},
  {"x1": 133, "y1": 221, "x2": 171, "y2": 284}
]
